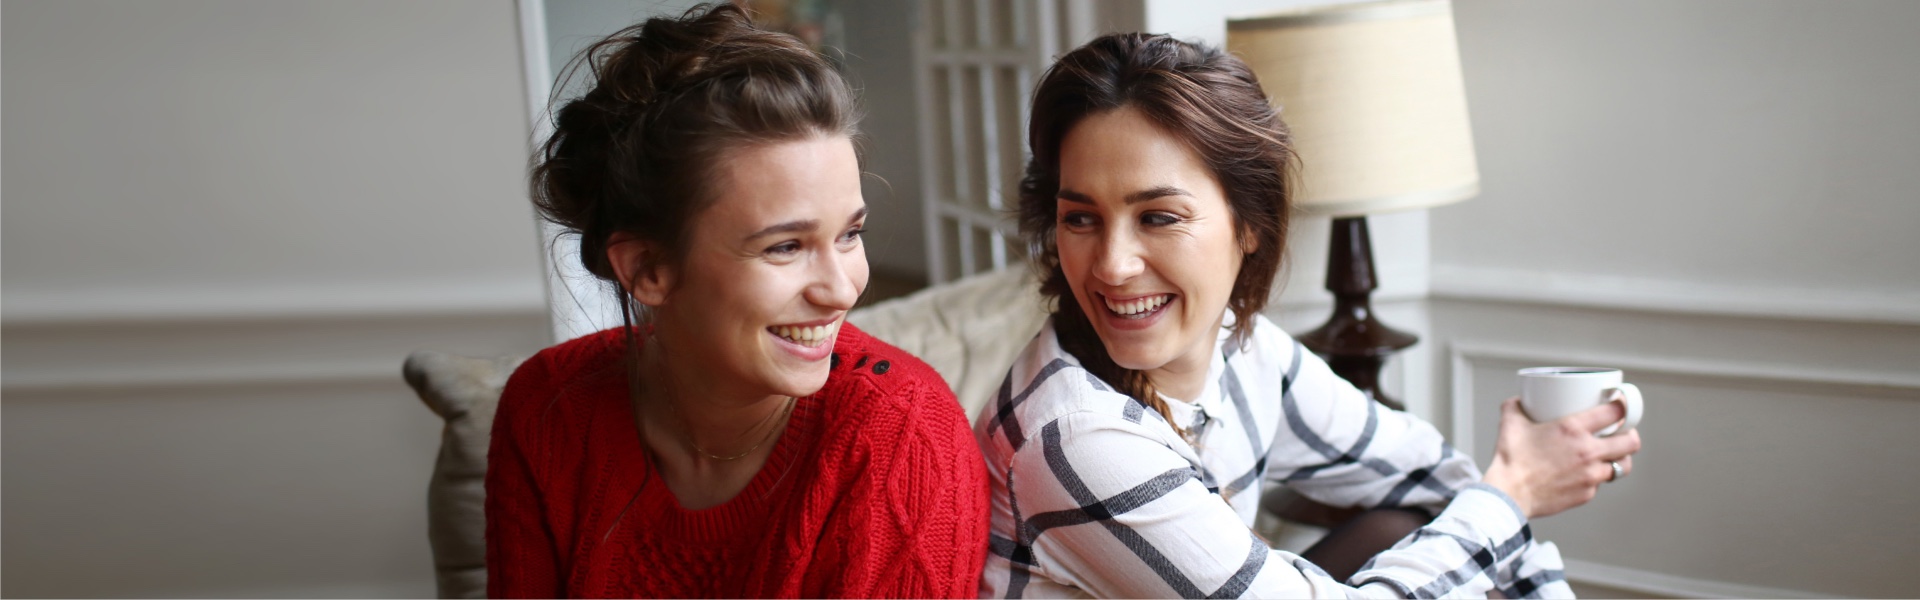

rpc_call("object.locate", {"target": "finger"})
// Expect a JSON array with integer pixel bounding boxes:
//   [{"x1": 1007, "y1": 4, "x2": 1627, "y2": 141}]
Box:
[
  {"x1": 1596, "y1": 456, "x2": 1635, "y2": 482},
  {"x1": 1596, "y1": 428, "x2": 1642, "y2": 460},
  {"x1": 1590, "y1": 460, "x2": 1617, "y2": 486},
  {"x1": 1501, "y1": 396, "x2": 1531, "y2": 422},
  {"x1": 1565, "y1": 399, "x2": 1629, "y2": 433}
]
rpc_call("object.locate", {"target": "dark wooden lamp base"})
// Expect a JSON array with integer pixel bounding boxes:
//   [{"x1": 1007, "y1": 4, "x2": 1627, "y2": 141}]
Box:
[{"x1": 1296, "y1": 216, "x2": 1418, "y2": 412}]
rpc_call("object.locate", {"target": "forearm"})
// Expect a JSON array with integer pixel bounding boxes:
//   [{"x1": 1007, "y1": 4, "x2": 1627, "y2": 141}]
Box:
[{"x1": 1270, "y1": 398, "x2": 1481, "y2": 513}]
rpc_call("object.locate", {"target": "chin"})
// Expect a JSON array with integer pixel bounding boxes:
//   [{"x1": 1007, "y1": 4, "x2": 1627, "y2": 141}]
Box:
[
  {"x1": 776, "y1": 368, "x2": 832, "y2": 399},
  {"x1": 1103, "y1": 344, "x2": 1171, "y2": 373}
]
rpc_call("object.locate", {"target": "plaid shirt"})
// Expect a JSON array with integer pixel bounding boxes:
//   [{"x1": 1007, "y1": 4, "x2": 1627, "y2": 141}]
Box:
[{"x1": 975, "y1": 315, "x2": 1571, "y2": 598}]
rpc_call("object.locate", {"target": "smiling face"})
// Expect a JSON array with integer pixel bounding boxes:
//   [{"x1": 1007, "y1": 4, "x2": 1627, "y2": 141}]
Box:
[
  {"x1": 1054, "y1": 106, "x2": 1247, "y2": 398},
  {"x1": 642, "y1": 134, "x2": 869, "y2": 400}
]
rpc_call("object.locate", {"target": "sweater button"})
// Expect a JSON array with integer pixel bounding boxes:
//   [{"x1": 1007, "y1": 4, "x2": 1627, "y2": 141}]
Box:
[
  {"x1": 831, "y1": 353, "x2": 842, "y2": 369},
  {"x1": 872, "y1": 360, "x2": 890, "y2": 375}
]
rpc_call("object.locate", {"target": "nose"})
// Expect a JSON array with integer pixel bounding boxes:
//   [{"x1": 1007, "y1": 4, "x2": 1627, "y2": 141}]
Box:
[
  {"x1": 1091, "y1": 227, "x2": 1144, "y2": 286},
  {"x1": 806, "y1": 245, "x2": 866, "y2": 311}
]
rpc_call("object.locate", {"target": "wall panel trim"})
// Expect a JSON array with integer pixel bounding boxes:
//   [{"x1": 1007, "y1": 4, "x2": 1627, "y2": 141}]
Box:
[
  {"x1": 1564, "y1": 558, "x2": 1831, "y2": 600},
  {"x1": 1, "y1": 360, "x2": 406, "y2": 396},
  {"x1": 1447, "y1": 340, "x2": 1920, "y2": 447},
  {"x1": 1433, "y1": 264, "x2": 1920, "y2": 326},
  {"x1": 2, "y1": 280, "x2": 545, "y2": 326},
  {"x1": 3, "y1": 297, "x2": 546, "y2": 395},
  {"x1": 1446, "y1": 339, "x2": 1917, "y2": 599}
]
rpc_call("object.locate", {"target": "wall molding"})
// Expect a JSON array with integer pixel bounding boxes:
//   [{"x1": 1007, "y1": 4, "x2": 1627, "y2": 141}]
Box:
[
  {"x1": 1446, "y1": 339, "x2": 1920, "y2": 450},
  {"x1": 1563, "y1": 558, "x2": 1833, "y2": 600},
  {"x1": 1, "y1": 279, "x2": 546, "y2": 326},
  {"x1": 3, "y1": 288, "x2": 548, "y2": 395},
  {"x1": 1, "y1": 359, "x2": 408, "y2": 396},
  {"x1": 180, "y1": 578, "x2": 432, "y2": 600},
  {"x1": 1271, "y1": 286, "x2": 1428, "y2": 314},
  {"x1": 1445, "y1": 339, "x2": 1915, "y2": 599},
  {"x1": 1432, "y1": 264, "x2": 1920, "y2": 326}
]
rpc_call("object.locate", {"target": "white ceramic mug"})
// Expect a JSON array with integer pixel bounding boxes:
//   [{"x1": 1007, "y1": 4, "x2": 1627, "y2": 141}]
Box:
[{"x1": 1517, "y1": 367, "x2": 1643, "y2": 437}]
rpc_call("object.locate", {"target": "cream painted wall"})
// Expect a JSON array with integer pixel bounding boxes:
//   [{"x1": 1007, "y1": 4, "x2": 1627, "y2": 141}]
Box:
[
  {"x1": 3, "y1": 0, "x2": 550, "y2": 596},
  {"x1": 3, "y1": 0, "x2": 547, "y2": 321},
  {"x1": 1437, "y1": 0, "x2": 1920, "y2": 313},
  {"x1": 1431, "y1": 1, "x2": 1920, "y2": 596}
]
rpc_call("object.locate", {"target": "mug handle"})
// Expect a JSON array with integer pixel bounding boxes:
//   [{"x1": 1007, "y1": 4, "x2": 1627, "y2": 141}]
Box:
[{"x1": 1597, "y1": 383, "x2": 1643, "y2": 437}]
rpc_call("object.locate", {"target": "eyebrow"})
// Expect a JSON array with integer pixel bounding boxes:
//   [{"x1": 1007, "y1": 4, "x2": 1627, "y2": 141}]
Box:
[
  {"x1": 1056, "y1": 185, "x2": 1191, "y2": 205},
  {"x1": 745, "y1": 219, "x2": 817, "y2": 242},
  {"x1": 743, "y1": 206, "x2": 869, "y2": 242}
]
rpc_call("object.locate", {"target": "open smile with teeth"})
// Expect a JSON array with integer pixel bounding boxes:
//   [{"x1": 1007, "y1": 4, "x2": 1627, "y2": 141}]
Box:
[
  {"x1": 1103, "y1": 293, "x2": 1173, "y2": 319},
  {"x1": 768, "y1": 320, "x2": 842, "y2": 348}
]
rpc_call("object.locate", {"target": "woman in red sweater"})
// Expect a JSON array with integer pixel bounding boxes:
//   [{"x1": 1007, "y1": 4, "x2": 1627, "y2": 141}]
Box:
[{"x1": 485, "y1": 5, "x2": 988, "y2": 597}]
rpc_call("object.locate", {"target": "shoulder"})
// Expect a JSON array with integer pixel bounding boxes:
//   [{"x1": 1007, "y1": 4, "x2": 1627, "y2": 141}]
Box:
[
  {"x1": 1228, "y1": 314, "x2": 1304, "y2": 369},
  {"x1": 828, "y1": 322, "x2": 948, "y2": 391},
  {"x1": 976, "y1": 319, "x2": 1187, "y2": 459},
  {"x1": 1219, "y1": 314, "x2": 1314, "y2": 403},
  {"x1": 815, "y1": 323, "x2": 973, "y2": 443},
  {"x1": 495, "y1": 328, "x2": 628, "y2": 435},
  {"x1": 1234, "y1": 315, "x2": 1373, "y2": 432}
]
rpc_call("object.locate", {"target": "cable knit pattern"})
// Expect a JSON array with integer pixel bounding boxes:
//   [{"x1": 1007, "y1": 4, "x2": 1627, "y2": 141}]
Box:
[{"x1": 486, "y1": 323, "x2": 990, "y2": 598}]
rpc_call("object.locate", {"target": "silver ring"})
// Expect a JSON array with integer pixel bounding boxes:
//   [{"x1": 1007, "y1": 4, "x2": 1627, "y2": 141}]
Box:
[{"x1": 1608, "y1": 460, "x2": 1623, "y2": 483}]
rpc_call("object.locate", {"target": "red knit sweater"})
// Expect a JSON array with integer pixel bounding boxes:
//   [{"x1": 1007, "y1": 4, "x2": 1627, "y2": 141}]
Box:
[{"x1": 485, "y1": 324, "x2": 990, "y2": 598}]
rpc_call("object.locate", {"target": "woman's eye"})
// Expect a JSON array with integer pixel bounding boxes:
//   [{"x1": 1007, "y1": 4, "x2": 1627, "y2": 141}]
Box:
[
  {"x1": 1141, "y1": 212, "x2": 1180, "y2": 227},
  {"x1": 1059, "y1": 212, "x2": 1096, "y2": 230},
  {"x1": 841, "y1": 226, "x2": 866, "y2": 244},
  {"x1": 767, "y1": 241, "x2": 802, "y2": 256}
]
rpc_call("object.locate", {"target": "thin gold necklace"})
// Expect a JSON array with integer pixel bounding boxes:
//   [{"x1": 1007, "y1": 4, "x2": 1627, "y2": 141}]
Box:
[{"x1": 666, "y1": 394, "x2": 796, "y2": 461}]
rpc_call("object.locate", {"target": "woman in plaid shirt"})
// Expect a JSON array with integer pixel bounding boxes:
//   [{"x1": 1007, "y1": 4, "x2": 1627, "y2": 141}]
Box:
[{"x1": 975, "y1": 33, "x2": 1641, "y2": 599}]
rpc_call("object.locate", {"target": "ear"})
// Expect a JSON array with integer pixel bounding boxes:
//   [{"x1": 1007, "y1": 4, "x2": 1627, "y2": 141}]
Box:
[
  {"x1": 605, "y1": 232, "x2": 676, "y2": 307},
  {"x1": 1237, "y1": 222, "x2": 1261, "y2": 256}
]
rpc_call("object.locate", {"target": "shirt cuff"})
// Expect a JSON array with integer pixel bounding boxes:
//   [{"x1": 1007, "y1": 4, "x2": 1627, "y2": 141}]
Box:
[{"x1": 1438, "y1": 483, "x2": 1529, "y2": 554}]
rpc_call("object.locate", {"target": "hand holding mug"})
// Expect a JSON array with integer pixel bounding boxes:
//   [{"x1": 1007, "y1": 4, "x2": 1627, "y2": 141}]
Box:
[{"x1": 1481, "y1": 367, "x2": 1646, "y2": 518}]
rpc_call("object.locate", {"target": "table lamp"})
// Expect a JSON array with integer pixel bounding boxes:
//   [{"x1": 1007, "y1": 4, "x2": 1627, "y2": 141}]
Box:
[{"x1": 1228, "y1": 0, "x2": 1480, "y2": 410}]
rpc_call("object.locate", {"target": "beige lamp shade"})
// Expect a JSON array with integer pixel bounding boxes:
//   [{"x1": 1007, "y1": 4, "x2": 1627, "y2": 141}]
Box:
[{"x1": 1228, "y1": 0, "x2": 1479, "y2": 217}]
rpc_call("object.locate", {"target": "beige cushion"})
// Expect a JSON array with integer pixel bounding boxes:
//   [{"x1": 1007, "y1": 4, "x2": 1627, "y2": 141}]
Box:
[
  {"x1": 403, "y1": 351, "x2": 525, "y2": 599},
  {"x1": 401, "y1": 266, "x2": 1045, "y2": 598},
  {"x1": 849, "y1": 266, "x2": 1048, "y2": 419}
]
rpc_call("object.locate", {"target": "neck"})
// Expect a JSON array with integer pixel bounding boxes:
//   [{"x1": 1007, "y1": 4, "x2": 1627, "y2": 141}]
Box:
[
  {"x1": 637, "y1": 336, "x2": 792, "y2": 461},
  {"x1": 1142, "y1": 314, "x2": 1228, "y2": 402},
  {"x1": 1146, "y1": 355, "x2": 1210, "y2": 402}
]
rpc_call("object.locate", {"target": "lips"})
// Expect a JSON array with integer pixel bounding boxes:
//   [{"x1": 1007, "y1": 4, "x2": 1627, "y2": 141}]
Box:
[
  {"x1": 767, "y1": 318, "x2": 842, "y2": 348},
  {"x1": 1102, "y1": 293, "x2": 1173, "y2": 319}
]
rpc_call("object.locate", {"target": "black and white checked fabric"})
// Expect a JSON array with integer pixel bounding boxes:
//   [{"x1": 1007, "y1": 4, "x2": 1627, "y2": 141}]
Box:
[{"x1": 974, "y1": 315, "x2": 1571, "y2": 598}]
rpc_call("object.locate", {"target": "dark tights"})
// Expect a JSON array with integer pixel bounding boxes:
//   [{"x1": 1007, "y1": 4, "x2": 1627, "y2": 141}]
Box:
[
  {"x1": 1299, "y1": 507, "x2": 1432, "y2": 582},
  {"x1": 1299, "y1": 508, "x2": 1507, "y2": 598}
]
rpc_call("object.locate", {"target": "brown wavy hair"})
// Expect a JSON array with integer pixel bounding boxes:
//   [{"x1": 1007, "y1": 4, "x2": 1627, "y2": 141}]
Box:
[{"x1": 1019, "y1": 33, "x2": 1296, "y2": 430}]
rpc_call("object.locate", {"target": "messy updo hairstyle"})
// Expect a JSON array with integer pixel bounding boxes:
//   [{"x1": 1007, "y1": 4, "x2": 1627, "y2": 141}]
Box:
[
  {"x1": 1019, "y1": 33, "x2": 1295, "y2": 432},
  {"x1": 531, "y1": 3, "x2": 858, "y2": 315}
]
